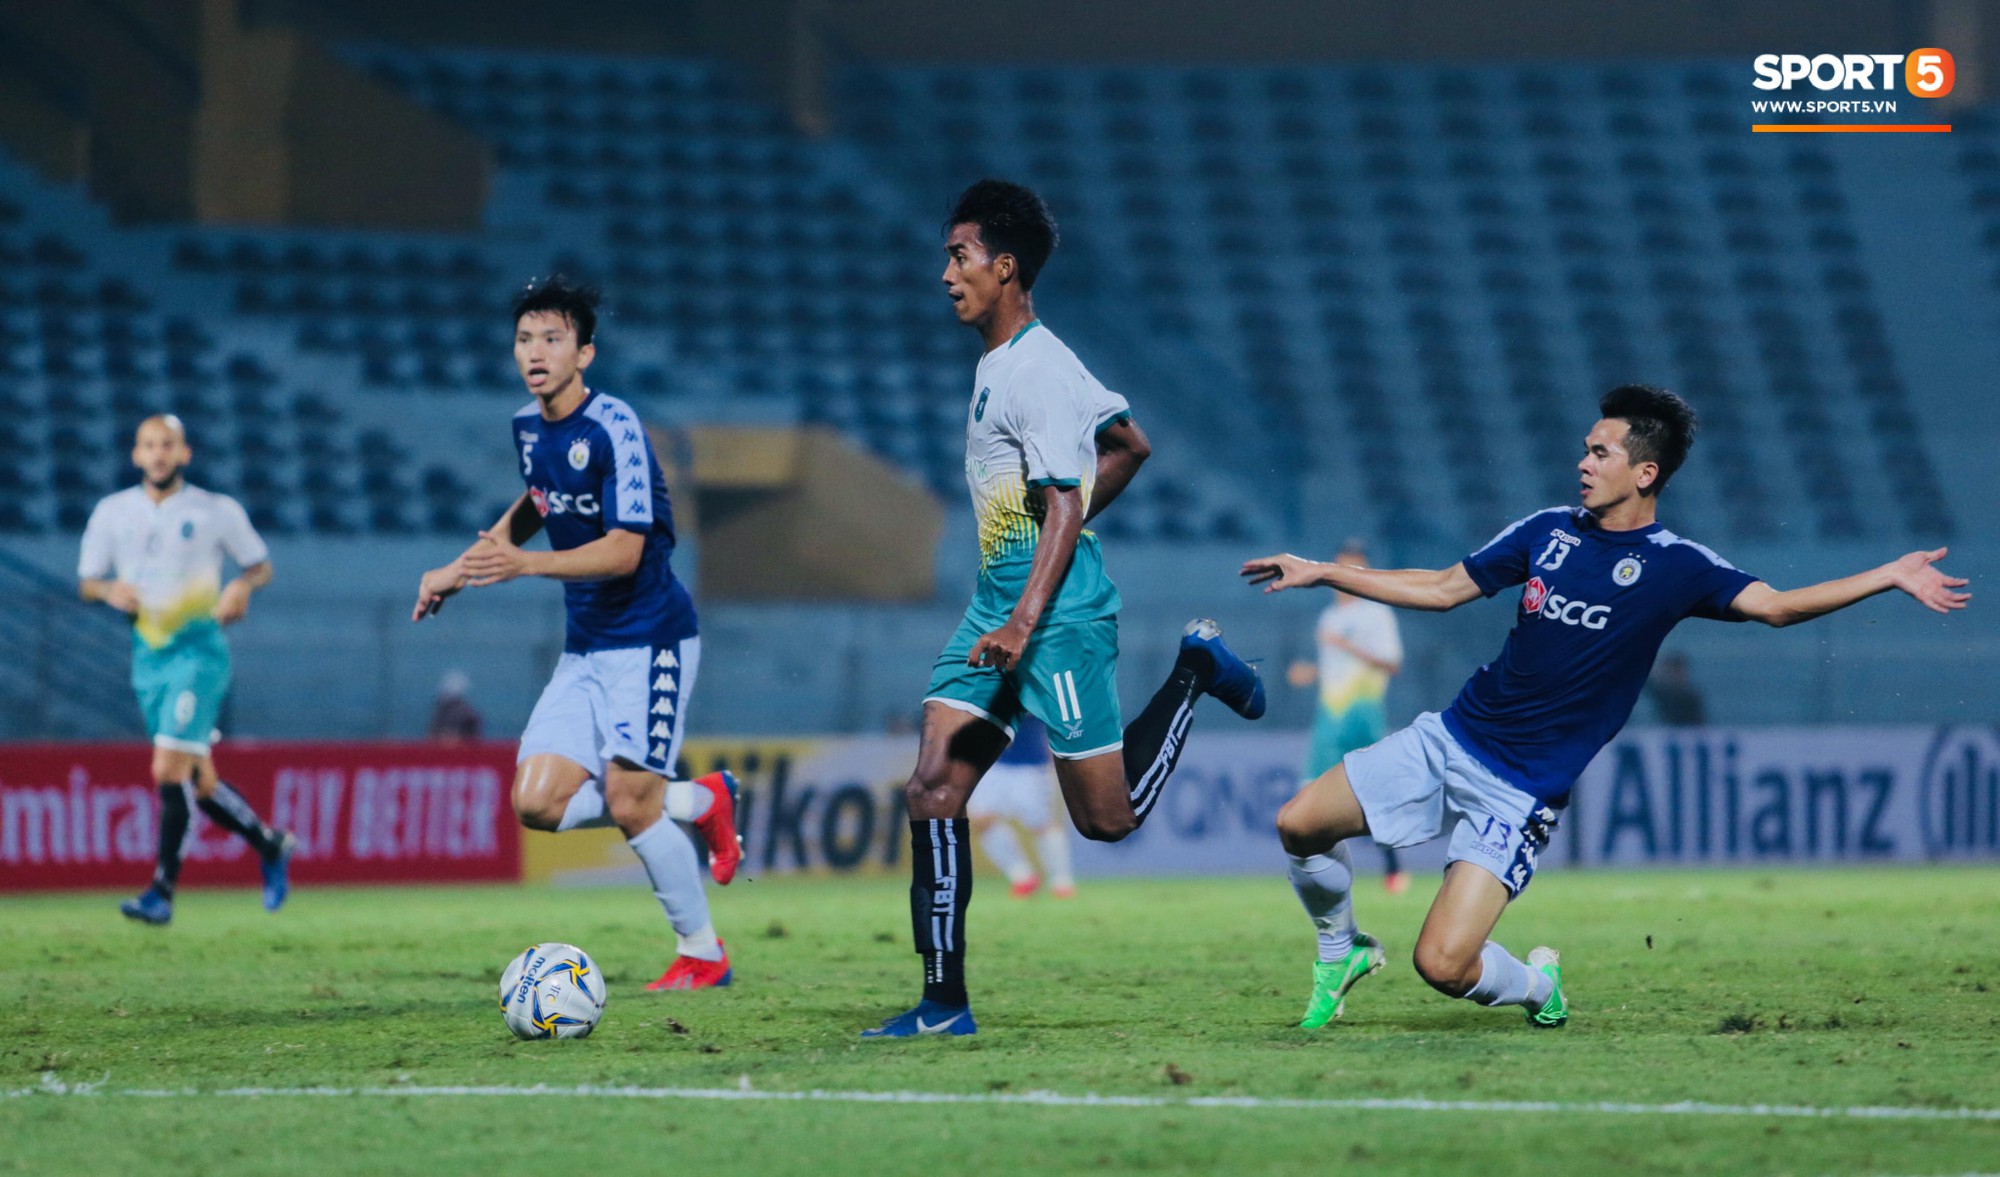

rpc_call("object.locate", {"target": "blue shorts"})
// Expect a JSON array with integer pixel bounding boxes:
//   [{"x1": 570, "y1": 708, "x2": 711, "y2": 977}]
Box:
[
  {"x1": 1343, "y1": 711, "x2": 1562, "y2": 897},
  {"x1": 132, "y1": 626, "x2": 231, "y2": 755}
]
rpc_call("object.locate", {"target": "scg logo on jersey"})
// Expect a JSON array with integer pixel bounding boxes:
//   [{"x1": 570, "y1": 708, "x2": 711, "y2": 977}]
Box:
[
  {"x1": 1522, "y1": 577, "x2": 1611, "y2": 630},
  {"x1": 529, "y1": 486, "x2": 599, "y2": 517},
  {"x1": 1752, "y1": 50, "x2": 1954, "y2": 98}
]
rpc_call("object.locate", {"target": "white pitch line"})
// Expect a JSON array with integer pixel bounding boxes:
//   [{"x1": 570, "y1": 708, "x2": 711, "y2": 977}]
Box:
[{"x1": 8, "y1": 1076, "x2": 2000, "y2": 1121}]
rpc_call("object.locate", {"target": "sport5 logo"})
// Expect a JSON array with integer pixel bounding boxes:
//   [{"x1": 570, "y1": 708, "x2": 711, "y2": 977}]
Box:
[
  {"x1": 529, "y1": 486, "x2": 600, "y2": 517},
  {"x1": 1521, "y1": 577, "x2": 1611, "y2": 629},
  {"x1": 1752, "y1": 49, "x2": 1954, "y2": 98}
]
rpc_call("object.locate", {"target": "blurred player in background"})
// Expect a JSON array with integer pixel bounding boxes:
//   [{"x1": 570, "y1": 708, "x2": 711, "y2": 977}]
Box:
[
  {"x1": 865, "y1": 180, "x2": 1267, "y2": 1039},
  {"x1": 966, "y1": 718, "x2": 1075, "y2": 899},
  {"x1": 1286, "y1": 540, "x2": 1407, "y2": 893},
  {"x1": 412, "y1": 277, "x2": 742, "y2": 991},
  {"x1": 78, "y1": 414, "x2": 294, "y2": 925},
  {"x1": 1244, "y1": 385, "x2": 1970, "y2": 1031}
]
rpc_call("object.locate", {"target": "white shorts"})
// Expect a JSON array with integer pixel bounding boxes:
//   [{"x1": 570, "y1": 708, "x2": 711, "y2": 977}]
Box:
[
  {"x1": 967, "y1": 761, "x2": 1058, "y2": 827},
  {"x1": 518, "y1": 637, "x2": 700, "y2": 780},
  {"x1": 1343, "y1": 710, "x2": 1562, "y2": 897}
]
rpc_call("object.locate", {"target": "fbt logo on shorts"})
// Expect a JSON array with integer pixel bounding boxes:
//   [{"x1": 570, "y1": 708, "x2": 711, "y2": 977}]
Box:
[
  {"x1": 1522, "y1": 577, "x2": 1611, "y2": 630},
  {"x1": 1752, "y1": 50, "x2": 1954, "y2": 98}
]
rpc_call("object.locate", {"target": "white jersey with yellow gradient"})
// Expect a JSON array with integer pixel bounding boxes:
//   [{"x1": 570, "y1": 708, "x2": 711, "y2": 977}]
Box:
[
  {"x1": 961, "y1": 319, "x2": 1130, "y2": 630},
  {"x1": 78, "y1": 484, "x2": 268, "y2": 649},
  {"x1": 1315, "y1": 599, "x2": 1402, "y2": 716}
]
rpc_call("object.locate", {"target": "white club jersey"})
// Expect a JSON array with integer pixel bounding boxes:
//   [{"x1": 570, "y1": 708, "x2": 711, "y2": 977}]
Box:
[
  {"x1": 1315, "y1": 599, "x2": 1402, "y2": 714},
  {"x1": 78, "y1": 484, "x2": 268, "y2": 649},
  {"x1": 962, "y1": 320, "x2": 1130, "y2": 627}
]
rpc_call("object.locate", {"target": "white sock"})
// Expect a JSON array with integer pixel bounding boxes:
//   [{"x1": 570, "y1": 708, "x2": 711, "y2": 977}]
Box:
[
  {"x1": 1288, "y1": 843, "x2": 1357, "y2": 962},
  {"x1": 674, "y1": 922, "x2": 723, "y2": 963},
  {"x1": 1465, "y1": 941, "x2": 1541, "y2": 1007},
  {"x1": 556, "y1": 784, "x2": 616, "y2": 832},
  {"x1": 626, "y1": 816, "x2": 718, "y2": 958},
  {"x1": 1034, "y1": 823, "x2": 1075, "y2": 891},
  {"x1": 663, "y1": 779, "x2": 714, "y2": 823},
  {"x1": 977, "y1": 822, "x2": 1036, "y2": 885}
]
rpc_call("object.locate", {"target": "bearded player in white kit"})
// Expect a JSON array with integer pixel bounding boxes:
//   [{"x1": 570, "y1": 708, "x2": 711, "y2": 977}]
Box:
[{"x1": 78, "y1": 414, "x2": 295, "y2": 925}]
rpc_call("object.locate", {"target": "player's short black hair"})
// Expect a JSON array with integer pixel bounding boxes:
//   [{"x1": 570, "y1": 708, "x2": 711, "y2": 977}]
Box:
[
  {"x1": 1599, "y1": 384, "x2": 1697, "y2": 494},
  {"x1": 946, "y1": 179, "x2": 1059, "y2": 291},
  {"x1": 512, "y1": 275, "x2": 600, "y2": 346}
]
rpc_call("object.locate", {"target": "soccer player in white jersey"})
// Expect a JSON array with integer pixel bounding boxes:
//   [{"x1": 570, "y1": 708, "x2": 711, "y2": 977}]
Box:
[
  {"x1": 864, "y1": 180, "x2": 1268, "y2": 1038},
  {"x1": 78, "y1": 415, "x2": 295, "y2": 925},
  {"x1": 412, "y1": 278, "x2": 743, "y2": 991},
  {"x1": 1286, "y1": 541, "x2": 1407, "y2": 892},
  {"x1": 1243, "y1": 386, "x2": 1970, "y2": 1030},
  {"x1": 965, "y1": 718, "x2": 1075, "y2": 899}
]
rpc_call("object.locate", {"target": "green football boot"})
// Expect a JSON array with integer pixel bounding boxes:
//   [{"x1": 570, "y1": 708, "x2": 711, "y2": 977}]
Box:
[
  {"x1": 1299, "y1": 931, "x2": 1385, "y2": 1029},
  {"x1": 1525, "y1": 946, "x2": 1568, "y2": 1028}
]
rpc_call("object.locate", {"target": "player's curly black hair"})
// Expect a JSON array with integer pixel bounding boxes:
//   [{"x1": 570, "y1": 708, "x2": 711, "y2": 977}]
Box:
[
  {"x1": 945, "y1": 179, "x2": 1059, "y2": 291},
  {"x1": 512, "y1": 274, "x2": 601, "y2": 346},
  {"x1": 1600, "y1": 384, "x2": 1697, "y2": 495}
]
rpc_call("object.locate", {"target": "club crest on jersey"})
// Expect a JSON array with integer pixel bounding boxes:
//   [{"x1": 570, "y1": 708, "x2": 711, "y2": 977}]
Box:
[
  {"x1": 1614, "y1": 557, "x2": 1643, "y2": 586},
  {"x1": 567, "y1": 439, "x2": 591, "y2": 470},
  {"x1": 973, "y1": 387, "x2": 990, "y2": 421}
]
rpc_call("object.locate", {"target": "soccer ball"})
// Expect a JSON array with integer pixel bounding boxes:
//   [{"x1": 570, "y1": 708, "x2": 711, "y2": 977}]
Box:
[{"x1": 499, "y1": 942, "x2": 606, "y2": 1040}]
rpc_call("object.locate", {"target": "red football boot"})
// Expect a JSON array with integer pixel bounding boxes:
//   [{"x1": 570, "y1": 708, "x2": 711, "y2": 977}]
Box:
[
  {"x1": 646, "y1": 940, "x2": 733, "y2": 991},
  {"x1": 691, "y1": 770, "x2": 743, "y2": 884}
]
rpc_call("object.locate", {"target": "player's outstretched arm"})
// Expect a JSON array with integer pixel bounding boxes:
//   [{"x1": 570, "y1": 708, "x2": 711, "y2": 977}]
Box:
[
  {"x1": 1729, "y1": 547, "x2": 1970, "y2": 628},
  {"x1": 1085, "y1": 417, "x2": 1151, "y2": 523},
  {"x1": 970, "y1": 484, "x2": 1085, "y2": 671},
  {"x1": 1241, "y1": 554, "x2": 1482, "y2": 613}
]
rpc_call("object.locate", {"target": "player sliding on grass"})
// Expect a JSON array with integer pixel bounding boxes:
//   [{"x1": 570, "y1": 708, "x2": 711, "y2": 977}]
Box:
[
  {"x1": 81, "y1": 414, "x2": 295, "y2": 925},
  {"x1": 864, "y1": 180, "x2": 1267, "y2": 1038},
  {"x1": 1243, "y1": 385, "x2": 1970, "y2": 1030},
  {"x1": 412, "y1": 277, "x2": 743, "y2": 991}
]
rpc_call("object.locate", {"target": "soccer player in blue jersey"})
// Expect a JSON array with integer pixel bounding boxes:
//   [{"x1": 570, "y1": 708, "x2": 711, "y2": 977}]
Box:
[
  {"x1": 863, "y1": 180, "x2": 1268, "y2": 1039},
  {"x1": 412, "y1": 277, "x2": 743, "y2": 991},
  {"x1": 1243, "y1": 385, "x2": 1970, "y2": 1029}
]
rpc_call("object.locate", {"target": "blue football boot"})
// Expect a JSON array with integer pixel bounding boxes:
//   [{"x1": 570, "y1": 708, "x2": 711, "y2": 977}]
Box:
[
  {"x1": 260, "y1": 830, "x2": 297, "y2": 913},
  {"x1": 1181, "y1": 618, "x2": 1266, "y2": 720},
  {"x1": 860, "y1": 999, "x2": 979, "y2": 1039},
  {"x1": 119, "y1": 885, "x2": 173, "y2": 926}
]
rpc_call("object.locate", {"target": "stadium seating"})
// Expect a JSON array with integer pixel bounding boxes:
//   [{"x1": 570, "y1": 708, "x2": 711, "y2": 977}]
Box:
[
  {"x1": 3, "y1": 51, "x2": 1971, "y2": 549},
  {"x1": 837, "y1": 61, "x2": 1965, "y2": 546},
  {"x1": 4, "y1": 48, "x2": 1991, "y2": 738}
]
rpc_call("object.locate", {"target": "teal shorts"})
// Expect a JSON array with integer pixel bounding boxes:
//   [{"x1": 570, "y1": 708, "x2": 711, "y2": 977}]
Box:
[
  {"x1": 132, "y1": 625, "x2": 231, "y2": 755},
  {"x1": 1306, "y1": 700, "x2": 1387, "y2": 779},
  {"x1": 923, "y1": 611, "x2": 1122, "y2": 759}
]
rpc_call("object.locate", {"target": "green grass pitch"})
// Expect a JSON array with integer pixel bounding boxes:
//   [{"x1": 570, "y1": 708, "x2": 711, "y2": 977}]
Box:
[{"x1": 5, "y1": 867, "x2": 1998, "y2": 1176}]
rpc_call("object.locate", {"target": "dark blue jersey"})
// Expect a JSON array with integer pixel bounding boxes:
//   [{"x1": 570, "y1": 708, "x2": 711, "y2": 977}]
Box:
[
  {"x1": 513, "y1": 389, "x2": 697, "y2": 654},
  {"x1": 1442, "y1": 506, "x2": 1758, "y2": 802},
  {"x1": 997, "y1": 718, "x2": 1052, "y2": 766}
]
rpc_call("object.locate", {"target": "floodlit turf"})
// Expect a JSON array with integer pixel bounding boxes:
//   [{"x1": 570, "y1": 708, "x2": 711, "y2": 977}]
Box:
[{"x1": 5, "y1": 868, "x2": 1998, "y2": 1176}]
